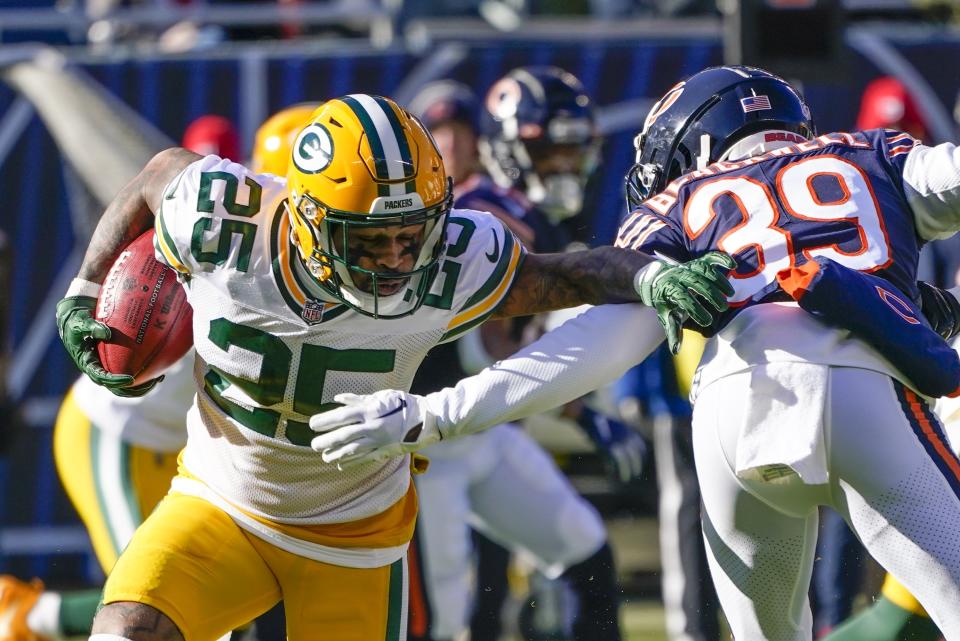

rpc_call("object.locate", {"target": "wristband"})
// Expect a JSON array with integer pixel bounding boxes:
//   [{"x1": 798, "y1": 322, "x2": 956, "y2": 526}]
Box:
[{"x1": 65, "y1": 278, "x2": 101, "y2": 299}]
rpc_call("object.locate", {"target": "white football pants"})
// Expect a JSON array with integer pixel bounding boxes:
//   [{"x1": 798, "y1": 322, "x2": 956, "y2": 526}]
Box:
[
  {"x1": 693, "y1": 367, "x2": 960, "y2": 641},
  {"x1": 413, "y1": 423, "x2": 606, "y2": 640}
]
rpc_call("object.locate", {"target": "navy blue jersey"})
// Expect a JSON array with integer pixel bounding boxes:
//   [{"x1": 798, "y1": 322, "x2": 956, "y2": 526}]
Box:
[
  {"x1": 616, "y1": 129, "x2": 923, "y2": 334},
  {"x1": 456, "y1": 173, "x2": 571, "y2": 253}
]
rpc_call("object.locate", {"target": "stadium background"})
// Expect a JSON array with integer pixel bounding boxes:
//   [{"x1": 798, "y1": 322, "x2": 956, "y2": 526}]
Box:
[{"x1": 0, "y1": 6, "x2": 958, "y2": 638}]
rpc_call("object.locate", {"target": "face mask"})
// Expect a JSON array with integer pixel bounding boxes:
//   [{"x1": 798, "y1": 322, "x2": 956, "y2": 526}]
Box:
[{"x1": 536, "y1": 173, "x2": 585, "y2": 223}]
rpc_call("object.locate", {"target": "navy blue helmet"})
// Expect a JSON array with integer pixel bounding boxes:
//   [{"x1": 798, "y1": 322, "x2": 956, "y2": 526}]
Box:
[
  {"x1": 625, "y1": 65, "x2": 816, "y2": 208},
  {"x1": 480, "y1": 66, "x2": 600, "y2": 221},
  {"x1": 409, "y1": 80, "x2": 480, "y2": 133}
]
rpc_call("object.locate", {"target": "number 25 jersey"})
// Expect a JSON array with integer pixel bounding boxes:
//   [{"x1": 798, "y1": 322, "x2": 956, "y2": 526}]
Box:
[
  {"x1": 616, "y1": 129, "x2": 960, "y2": 393},
  {"x1": 153, "y1": 155, "x2": 524, "y2": 562}
]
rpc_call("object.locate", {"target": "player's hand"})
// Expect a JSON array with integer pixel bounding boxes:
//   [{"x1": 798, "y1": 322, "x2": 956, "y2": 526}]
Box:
[
  {"x1": 107, "y1": 375, "x2": 165, "y2": 398},
  {"x1": 309, "y1": 390, "x2": 441, "y2": 470},
  {"x1": 56, "y1": 296, "x2": 135, "y2": 390},
  {"x1": 918, "y1": 281, "x2": 960, "y2": 339},
  {"x1": 576, "y1": 406, "x2": 646, "y2": 484},
  {"x1": 636, "y1": 252, "x2": 736, "y2": 354}
]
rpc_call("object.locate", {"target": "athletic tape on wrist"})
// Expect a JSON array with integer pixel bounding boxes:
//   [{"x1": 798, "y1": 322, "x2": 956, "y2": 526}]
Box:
[{"x1": 66, "y1": 278, "x2": 101, "y2": 298}]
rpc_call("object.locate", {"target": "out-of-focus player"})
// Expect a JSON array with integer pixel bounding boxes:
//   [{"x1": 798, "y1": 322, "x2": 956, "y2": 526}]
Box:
[
  {"x1": 405, "y1": 72, "x2": 640, "y2": 641},
  {"x1": 0, "y1": 115, "x2": 243, "y2": 641},
  {"x1": 55, "y1": 93, "x2": 732, "y2": 641},
  {"x1": 312, "y1": 66, "x2": 960, "y2": 640}
]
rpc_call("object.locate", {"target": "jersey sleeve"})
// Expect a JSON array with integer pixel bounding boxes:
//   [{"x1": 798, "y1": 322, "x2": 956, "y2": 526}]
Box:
[
  {"x1": 438, "y1": 209, "x2": 526, "y2": 343},
  {"x1": 154, "y1": 154, "x2": 272, "y2": 276},
  {"x1": 614, "y1": 206, "x2": 690, "y2": 262},
  {"x1": 899, "y1": 138, "x2": 960, "y2": 241}
]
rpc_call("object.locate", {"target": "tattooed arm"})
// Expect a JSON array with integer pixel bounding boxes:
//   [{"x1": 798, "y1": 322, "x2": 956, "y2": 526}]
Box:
[
  {"x1": 77, "y1": 147, "x2": 199, "y2": 284},
  {"x1": 57, "y1": 147, "x2": 200, "y2": 393},
  {"x1": 492, "y1": 246, "x2": 651, "y2": 318}
]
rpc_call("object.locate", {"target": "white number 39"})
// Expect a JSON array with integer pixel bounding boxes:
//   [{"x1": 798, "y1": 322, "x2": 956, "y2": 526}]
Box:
[{"x1": 684, "y1": 155, "x2": 891, "y2": 304}]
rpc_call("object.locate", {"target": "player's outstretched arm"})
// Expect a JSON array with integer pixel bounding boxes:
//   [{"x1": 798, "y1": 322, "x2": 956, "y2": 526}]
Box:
[
  {"x1": 56, "y1": 147, "x2": 200, "y2": 394},
  {"x1": 310, "y1": 303, "x2": 668, "y2": 468},
  {"x1": 495, "y1": 248, "x2": 736, "y2": 353}
]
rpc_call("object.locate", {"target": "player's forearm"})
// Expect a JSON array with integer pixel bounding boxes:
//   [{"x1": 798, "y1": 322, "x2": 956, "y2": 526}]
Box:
[
  {"x1": 492, "y1": 246, "x2": 651, "y2": 318},
  {"x1": 76, "y1": 147, "x2": 198, "y2": 284},
  {"x1": 425, "y1": 303, "x2": 665, "y2": 438}
]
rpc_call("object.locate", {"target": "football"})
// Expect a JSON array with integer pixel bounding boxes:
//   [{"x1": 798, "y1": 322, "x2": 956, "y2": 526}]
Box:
[{"x1": 96, "y1": 229, "x2": 193, "y2": 385}]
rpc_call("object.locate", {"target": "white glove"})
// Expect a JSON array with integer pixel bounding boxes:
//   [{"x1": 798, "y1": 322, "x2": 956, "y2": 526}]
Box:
[{"x1": 309, "y1": 390, "x2": 441, "y2": 469}]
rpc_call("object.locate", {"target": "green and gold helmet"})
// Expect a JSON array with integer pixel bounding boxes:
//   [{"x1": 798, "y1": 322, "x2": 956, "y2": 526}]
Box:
[{"x1": 286, "y1": 94, "x2": 452, "y2": 318}]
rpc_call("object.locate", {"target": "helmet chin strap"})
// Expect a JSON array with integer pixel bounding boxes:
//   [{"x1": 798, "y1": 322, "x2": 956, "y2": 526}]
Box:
[{"x1": 697, "y1": 134, "x2": 712, "y2": 170}]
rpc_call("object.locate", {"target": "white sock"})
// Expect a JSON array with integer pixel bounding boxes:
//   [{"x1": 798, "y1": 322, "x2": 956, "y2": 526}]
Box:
[
  {"x1": 89, "y1": 635, "x2": 136, "y2": 641},
  {"x1": 25, "y1": 591, "x2": 62, "y2": 639}
]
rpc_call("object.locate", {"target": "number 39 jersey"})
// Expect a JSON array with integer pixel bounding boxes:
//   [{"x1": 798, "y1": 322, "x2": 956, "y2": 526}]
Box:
[
  {"x1": 153, "y1": 155, "x2": 524, "y2": 561},
  {"x1": 616, "y1": 130, "x2": 960, "y2": 394}
]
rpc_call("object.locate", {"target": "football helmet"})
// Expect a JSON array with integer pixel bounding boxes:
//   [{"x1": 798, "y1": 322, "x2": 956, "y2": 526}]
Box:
[
  {"x1": 286, "y1": 95, "x2": 452, "y2": 319},
  {"x1": 625, "y1": 65, "x2": 816, "y2": 208},
  {"x1": 408, "y1": 80, "x2": 480, "y2": 132},
  {"x1": 252, "y1": 103, "x2": 320, "y2": 175},
  {"x1": 479, "y1": 66, "x2": 600, "y2": 222}
]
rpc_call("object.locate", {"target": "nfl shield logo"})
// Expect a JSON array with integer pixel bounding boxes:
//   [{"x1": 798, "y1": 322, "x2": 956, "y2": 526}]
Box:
[{"x1": 302, "y1": 300, "x2": 325, "y2": 324}]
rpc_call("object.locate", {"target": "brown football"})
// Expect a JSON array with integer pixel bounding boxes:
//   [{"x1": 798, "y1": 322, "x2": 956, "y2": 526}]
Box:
[{"x1": 96, "y1": 229, "x2": 193, "y2": 385}]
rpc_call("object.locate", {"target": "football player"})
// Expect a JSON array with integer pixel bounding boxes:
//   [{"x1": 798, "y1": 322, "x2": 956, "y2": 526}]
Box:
[
  {"x1": 311, "y1": 69, "x2": 960, "y2": 641},
  {"x1": 250, "y1": 103, "x2": 319, "y2": 176},
  {"x1": 0, "y1": 114, "x2": 265, "y2": 641},
  {"x1": 56, "y1": 95, "x2": 733, "y2": 641},
  {"x1": 406, "y1": 73, "x2": 638, "y2": 641}
]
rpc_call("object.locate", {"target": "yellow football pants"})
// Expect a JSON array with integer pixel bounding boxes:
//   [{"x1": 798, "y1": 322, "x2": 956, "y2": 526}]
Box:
[
  {"x1": 53, "y1": 391, "x2": 180, "y2": 572},
  {"x1": 103, "y1": 491, "x2": 408, "y2": 641}
]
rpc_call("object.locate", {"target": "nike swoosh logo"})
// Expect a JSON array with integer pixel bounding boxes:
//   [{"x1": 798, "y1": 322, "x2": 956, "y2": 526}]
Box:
[
  {"x1": 381, "y1": 398, "x2": 406, "y2": 419},
  {"x1": 485, "y1": 230, "x2": 500, "y2": 262},
  {"x1": 164, "y1": 171, "x2": 187, "y2": 200}
]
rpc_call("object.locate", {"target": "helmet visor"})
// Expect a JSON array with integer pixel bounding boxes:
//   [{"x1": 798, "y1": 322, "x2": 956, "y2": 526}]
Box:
[{"x1": 296, "y1": 187, "x2": 452, "y2": 318}]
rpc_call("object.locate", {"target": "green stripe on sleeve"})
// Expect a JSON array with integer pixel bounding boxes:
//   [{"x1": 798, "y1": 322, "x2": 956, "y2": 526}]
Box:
[
  {"x1": 461, "y1": 227, "x2": 517, "y2": 310},
  {"x1": 155, "y1": 207, "x2": 189, "y2": 271}
]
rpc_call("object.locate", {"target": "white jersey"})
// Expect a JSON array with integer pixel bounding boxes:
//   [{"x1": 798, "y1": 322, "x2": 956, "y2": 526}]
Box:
[
  {"x1": 72, "y1": 350, "x2": 195, "y2": 452},
  {"x1": 153, "y1": 155, "x2": 524, "y2": 555}
]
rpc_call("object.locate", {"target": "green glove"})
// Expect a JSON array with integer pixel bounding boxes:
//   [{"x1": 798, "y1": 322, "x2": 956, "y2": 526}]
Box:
[
  {"x1": 56, "y1": 296, "x2": 135, "y2": 390},
  {"x1": 636, "y1": 251, "x2": 737, "y2": 354},
  {"x1": 108, "y1": 375, "x2": 164, "y2": 398}
]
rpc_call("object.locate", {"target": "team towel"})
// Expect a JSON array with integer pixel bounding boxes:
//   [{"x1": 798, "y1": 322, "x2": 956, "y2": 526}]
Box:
[{"x1": 735, "y1": 361, "x2": 830, "y2": 484}]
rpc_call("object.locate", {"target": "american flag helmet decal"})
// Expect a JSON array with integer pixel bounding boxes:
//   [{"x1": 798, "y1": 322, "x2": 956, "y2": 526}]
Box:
[{"x1": 740, "y1": 94, "x2": 772, "y2": 113}]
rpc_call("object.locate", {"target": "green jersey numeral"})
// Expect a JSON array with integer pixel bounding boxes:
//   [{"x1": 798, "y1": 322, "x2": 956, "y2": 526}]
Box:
[
  {"x1": 204, "y1": 317, "x2": 397, "y2": 445},
  {"x1": 191, "y1": 172, "x2": 263, "y2": 272},
  {"x1": 197, "y1": 171, "x2": 262, "y2": 217},
  {"x1": 423, "y1": 216, "x2": 476, "y2": 311},
  {"x1": 191, "y1": 219, "x2": 257, "y2": 272}
]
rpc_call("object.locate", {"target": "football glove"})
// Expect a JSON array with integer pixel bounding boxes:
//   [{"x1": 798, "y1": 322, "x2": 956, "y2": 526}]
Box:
[
  {"x1": 636, "y1": 251, "x2": 736, "y2": 354},
  {"x1": 107, "y1": 375, "x2": 165, "y2": 398},
  {"x1": 576, "y1": 406, "x2": 646, "y2": 485},
  {"x1": 309, "y1": 390, "x2": 441, "y2": 470},
  {"x1": 55, "y1": 296, "x2": 135, "y2": 391},
  {"x1": 918, "y1": 280, "x2": 960, "y2": 340}
]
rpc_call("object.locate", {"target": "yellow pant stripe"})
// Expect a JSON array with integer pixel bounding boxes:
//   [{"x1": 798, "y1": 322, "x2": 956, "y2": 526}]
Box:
[{"x1": 54, "y1": 391, "x2": 179, "y2": 572}]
